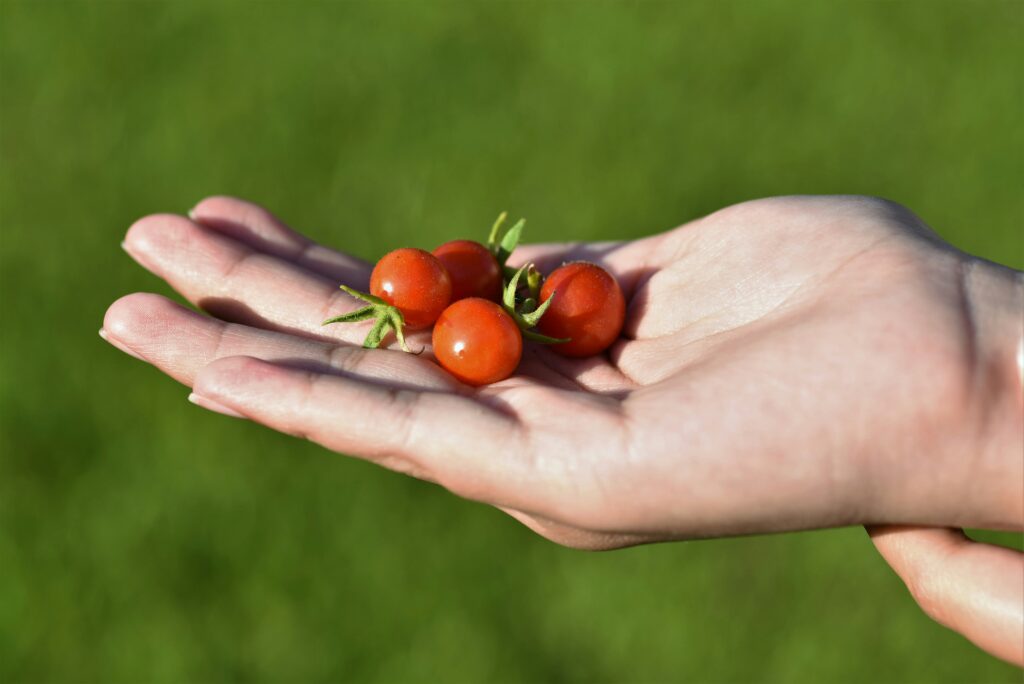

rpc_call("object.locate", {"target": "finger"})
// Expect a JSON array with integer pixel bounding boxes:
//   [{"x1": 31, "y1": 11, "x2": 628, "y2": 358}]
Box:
[
  {"x1": 191, "y1": 355, "x2": 536, "y2": 508},
  {"x1": 869, "y1": 525, "x2": 1024, "y2": 666},
  {"x1": 102, "y1": 292, "x2": 458, "y2": 391},
  {"x1": 122, "y1": 213, "x2": 417, "y2": 347},
  {"x1": 188, "y1": 195, "x2": 372, "y2": 283}
]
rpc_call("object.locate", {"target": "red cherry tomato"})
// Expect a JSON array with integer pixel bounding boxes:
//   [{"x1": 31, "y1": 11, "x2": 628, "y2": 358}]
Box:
[
  {"x1": 369, "y1": 248, "x2": 452, "y2": 329},
  {"x1": 432, "y1": 298, "x2": 523, "y2": 386},
  {"x1": 537, "y1": 262, "x2": 625, "y2": 357},
  {"x1": 432, "y1": 239, "x2": 502, "y2": 302}
]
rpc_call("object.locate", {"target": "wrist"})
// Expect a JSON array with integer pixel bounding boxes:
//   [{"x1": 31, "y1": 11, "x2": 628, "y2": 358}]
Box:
[{"x1": 960, "y1": 258, "x2": 1024, "y2": 528}]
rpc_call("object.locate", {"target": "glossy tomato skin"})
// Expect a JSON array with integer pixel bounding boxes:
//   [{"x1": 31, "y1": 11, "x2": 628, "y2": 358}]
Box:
[
  {"x1": 432, "y1": 298, "x2": 523, "y2": 386},
  {"x1": 537, "y1": 262, "x2": 626, "y2": 357},
  {"x1": 432, "y1": 240, "x2": 502, "y2": 302},
  {"x1": 369, "y1": 248, "x2": 452, "y2": 329}
]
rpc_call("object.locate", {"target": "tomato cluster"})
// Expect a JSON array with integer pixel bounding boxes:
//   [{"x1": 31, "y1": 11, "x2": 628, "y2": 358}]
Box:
[{"x1": 322, "y1": 214, "x2": 625, "y2": 386}]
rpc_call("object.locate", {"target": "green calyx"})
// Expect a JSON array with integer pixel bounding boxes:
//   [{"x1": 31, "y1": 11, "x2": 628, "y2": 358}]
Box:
[
  {"x1": 489, "y1": 212, "x2": 568, "y2": 345},
  {"x1": 487, "y1": 211, "x2": 525, "y2": 271},
  {"x1": 501, "y1": 264, "x2": 570, "y2": 345},
  {"x1": 322, "y1": 285, "x2": 412, "y2": 352},
  {"x1": 321, "y1": 211, "x2": 562, "y2": 352}
]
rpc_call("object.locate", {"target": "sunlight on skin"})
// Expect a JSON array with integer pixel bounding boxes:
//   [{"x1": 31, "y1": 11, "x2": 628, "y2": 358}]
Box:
[
  {"x1": 104, "y1": 194, "x2": 1022, "y2": 664},
  {"x1": 1017, "y1": 336, "x2": 1023, "y2": 386},
  {"x1": 868, "y1": 526, "x2": 1023, "y2": 666}
]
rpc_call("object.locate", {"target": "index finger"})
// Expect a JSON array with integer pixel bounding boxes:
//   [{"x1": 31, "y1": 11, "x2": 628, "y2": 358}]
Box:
[
  {"x1": 191, "y1": 355, "x2": 538, "y2": 509},
  {"x1": 189, "y1": 195, "x2": 373, "y2": 283}
]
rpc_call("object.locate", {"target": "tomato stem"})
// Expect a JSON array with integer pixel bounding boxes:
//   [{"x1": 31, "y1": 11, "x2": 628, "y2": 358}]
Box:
[
  {"x1": 322, "y1": 285, "x2": 412, "y2": 352},
  {"x1": 526, "y1": 264, "x2": 543, "y2": 301},
  {"x1": 500, "y1": 263, "x2": 569, "y2": 345},
  {"x1": 487, "y1": 211, "x2": 524, "y2": 269}
]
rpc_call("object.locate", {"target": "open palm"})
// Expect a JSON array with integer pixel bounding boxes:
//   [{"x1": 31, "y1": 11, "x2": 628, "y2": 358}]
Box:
[
  {"x1": 104, "y1": 195, "x2": 1023, "y2": 664},
  {"x1": 104, "y1": 194, "x2": 1019, "y2": 546}
]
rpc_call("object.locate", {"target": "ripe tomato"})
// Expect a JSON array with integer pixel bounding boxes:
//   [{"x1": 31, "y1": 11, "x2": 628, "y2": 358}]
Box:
[
  {"x1": 432, "y1": 298, "x2": 523, "y2": 386},
  {"x1": 369, "y1": 248, "x2": 452, "y2": 329},
  {"x1": 537, "y1": 262, "x2": 625, "y2": 357},
  {"x1": 432, "y1": 239, "x2": 502, "y2": 302}
]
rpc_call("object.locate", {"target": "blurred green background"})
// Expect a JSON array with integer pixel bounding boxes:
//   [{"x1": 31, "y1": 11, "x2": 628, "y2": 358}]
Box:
[{"x1": 1, "y1": 1, "x2": 1022, "y2": 681}]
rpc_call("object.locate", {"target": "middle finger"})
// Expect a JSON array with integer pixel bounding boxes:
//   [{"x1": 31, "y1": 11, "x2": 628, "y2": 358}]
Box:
[{"x1": 102, "y1": 291, "x2": 460, "y2": 391}]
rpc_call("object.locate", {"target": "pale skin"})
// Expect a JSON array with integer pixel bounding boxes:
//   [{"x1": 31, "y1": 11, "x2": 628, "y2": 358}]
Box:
[{"x1": 102, "y1": 195, "x2": 1023, "y2": 665}]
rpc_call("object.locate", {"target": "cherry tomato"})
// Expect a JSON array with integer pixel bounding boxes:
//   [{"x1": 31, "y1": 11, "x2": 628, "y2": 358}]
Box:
[
  {"x1": 432, "y1": 298, "x2": 523, "y2": 386},
  {"x1": 537, "y1": 262, "x2": 625, "y2": 357},
  {"x1": 432, "y1": 239, "x2": 502, "y2": 302},
  {"x1": 369, "y1": 248, "x2": 452, "y2": 329}
]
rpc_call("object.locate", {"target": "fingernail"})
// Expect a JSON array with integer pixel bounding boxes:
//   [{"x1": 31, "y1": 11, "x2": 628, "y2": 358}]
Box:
[
  {"x1": 187, "y1": 207, "x2": 197, "y2": 221},
  {"x1": 188, "y1": 392, "x2": 246, "y2": 419},
  {"x1": 99, "y1": 328, "x2": 146, "y2": 361}
]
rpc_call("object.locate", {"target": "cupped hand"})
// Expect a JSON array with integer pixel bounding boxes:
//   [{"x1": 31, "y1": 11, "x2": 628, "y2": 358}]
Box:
[
  {"x1": 103, "y1": 194, "x2": 1023, "y2": 662},
  {"x1": 103, "y1": 194, "x2": 1021, "y2": 540}
]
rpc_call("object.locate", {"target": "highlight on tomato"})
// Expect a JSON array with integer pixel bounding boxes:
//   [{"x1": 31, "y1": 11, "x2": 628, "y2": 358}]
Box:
[
  {"x1": 320, "y1": 213, "x2": 628, "y2": 384},
  {"x1": 432, "y1": 297, "x2": 523, "y2": 386},
  {"x1": 536, "y1": 261, "x2": 625, "y2": 357},
  {"x1": 369, "y1": 247, "x2": 452, "y2": 329},
  {"x1": 322, "y1": 247, "x2": 452, "y2": 351}
]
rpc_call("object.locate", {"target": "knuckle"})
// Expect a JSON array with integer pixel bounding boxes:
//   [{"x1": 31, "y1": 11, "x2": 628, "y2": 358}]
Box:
[{"x1": 327, "y1": 345, "x2": 369, "y2": 375}]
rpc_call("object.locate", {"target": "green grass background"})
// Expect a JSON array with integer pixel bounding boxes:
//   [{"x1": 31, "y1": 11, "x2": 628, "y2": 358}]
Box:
[{"x1": 1, "y1": 1, "x2": 1022, "y2": 681}]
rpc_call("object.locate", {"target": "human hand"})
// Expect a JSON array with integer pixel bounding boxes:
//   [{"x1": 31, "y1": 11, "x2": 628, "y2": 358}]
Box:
[
  {"x1": 103, "y1": 195, "x2": 1021, "y2": 545},
  {"x1": 103, "y1": 194, "x2": 1023, "y2": 662}
]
